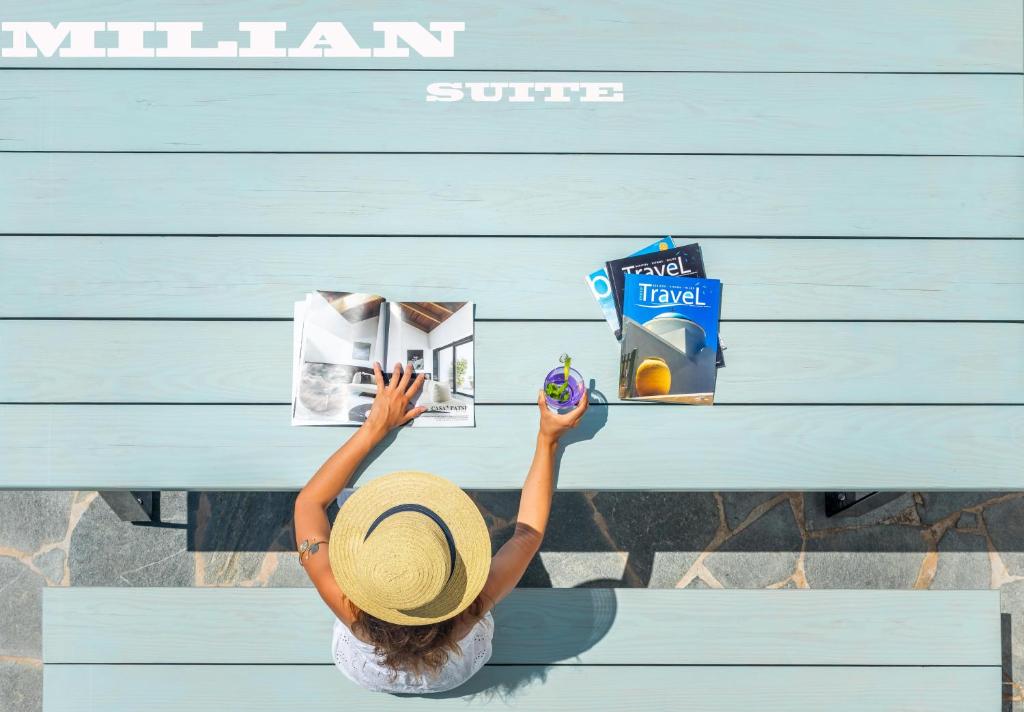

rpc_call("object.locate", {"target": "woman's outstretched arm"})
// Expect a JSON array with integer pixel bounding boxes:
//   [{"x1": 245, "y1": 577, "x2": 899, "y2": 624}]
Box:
[
  {"x1": 293, "y1": 362, "x2": 425, "y2": 621},
  {"x1": 478, "y1": 390, "x2": 589, "y2": 610}
]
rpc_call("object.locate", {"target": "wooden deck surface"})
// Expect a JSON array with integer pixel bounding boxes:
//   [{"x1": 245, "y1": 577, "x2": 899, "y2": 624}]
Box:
[{"x1": 0, "y1": 1, "x2": 1021, "y2": 491}]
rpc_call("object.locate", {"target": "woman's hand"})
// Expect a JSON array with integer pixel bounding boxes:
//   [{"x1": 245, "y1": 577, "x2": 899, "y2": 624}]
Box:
[
  {"x1": 363, "y1": 362, "x2": 427, "y2": 439},
  {"x1": 536, "y1": 389, "x2": 588, "y2": 446}
]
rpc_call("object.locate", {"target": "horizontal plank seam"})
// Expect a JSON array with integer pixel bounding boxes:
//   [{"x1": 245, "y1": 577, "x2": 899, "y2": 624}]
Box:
[
  {"x1": 41, "y1": 662, "x2": 1003, "y2": 668},
  {"x1": 1, "y1": 318, "x2": 1021, "y2": 324},
  {"x1": 3, "y1": 151, "x2": 1022, "y2": 158},
  {"x1": 1, "y1": 68, "x2": 1021, "y2": 75},
  {"x1": 7, "y1": 402, "x2": 1024, "y2": 407},
  {"x1": 4, "y1": 233, "x2": 1022, "y2": 240}
]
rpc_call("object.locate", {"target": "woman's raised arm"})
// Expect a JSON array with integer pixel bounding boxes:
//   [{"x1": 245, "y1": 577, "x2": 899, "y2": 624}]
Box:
[
  {"x1": 293, "y1": 362, "x2": 425, "y2": 620},
  {"x1": 478, "y1": 390, "x2": 588, "y2": 610}
]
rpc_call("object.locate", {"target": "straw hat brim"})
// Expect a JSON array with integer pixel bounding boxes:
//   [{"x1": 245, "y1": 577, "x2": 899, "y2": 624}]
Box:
[{"x1": 329, "y1": 471, "x2": 491, "y2": 626}]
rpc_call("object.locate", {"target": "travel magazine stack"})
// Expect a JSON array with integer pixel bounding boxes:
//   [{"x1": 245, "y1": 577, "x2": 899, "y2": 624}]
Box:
[{"x1": 586, "y1": 238, "x2": 724, "y2": 405}]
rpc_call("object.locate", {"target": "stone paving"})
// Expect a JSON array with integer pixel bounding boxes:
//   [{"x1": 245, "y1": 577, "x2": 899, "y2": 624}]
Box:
[{"x1": 2, "y1": 489, "x2": 1023, "y2": 710}]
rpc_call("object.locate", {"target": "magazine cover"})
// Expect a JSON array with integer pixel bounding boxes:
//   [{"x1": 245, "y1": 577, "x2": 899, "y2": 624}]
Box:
[
  {"x1": 292, "y1": 291, "x2": 474, "y2": 427},
  {"x1": 618, "y1": 274, "x2": 722, "y2": 405},
  {"x1": 605, "y1": 243, "x2": 706, "y2": 339},
  {"x1": 585, "y1": 236, "x2": 675, "y2": 336}
]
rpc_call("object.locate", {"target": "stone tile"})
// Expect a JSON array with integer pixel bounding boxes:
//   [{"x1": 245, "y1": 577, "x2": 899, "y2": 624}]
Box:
[
  {"x1": 647, "y1": 551, "x2": 701, "y2": 588},
  {"x1": 0, "y1": 660, "x2": 41, "y2": 712},
  {"x1": 30, "y1": 548, "x2": 65, "y2": 584},
  {"x1": 197, "y1": 551, "x2": 267, "y2": 585},
  {"x1": 531, "y1": 493, "x2": 607, "y2": 551},
  {"x1": 537, "y1": 552, "x2": 628, "y2": 588},
  {"x1": 0, "y1": 491, "x2": 73, "y2": 552},
  {"x1": 684, "y1": 578, "x2": 710, "y2": 589},
  {"x1": 720, "y1": 492, "x2": 778, "y2": 529},
  {"x1": 804, "y1": 525, "x2": 928, "y2": 588},
  {"x1": 0, "y1": 557, "x2": 44, "y2": 658},
  {"x1": 68, "y1": 496, "x2": 192, "y2": 586},
  {"x1": 929, "y1": 529, "x2": 990, "y2": 589},
  {"x1": 917, "y1": 492, "x2": 1005, "y2": 526},
  {"x1": 473, "y1": 491, "x2": 720, "y2": 588},
  {"x1": 704, "y1": 501, "x2": 802, "y2": 588},
  {"x1": 590, "y1": 492, "x2": 718, "y2": 551},
  {"x1": 157, "y1": 490, "x2": 188, "y2": 524},
  {"x1": 188, "y1": 492, "x2": 296, "y2": 553},
  {"x1": 984, "y1": 498, "x2": 1024, "y2": 577},
  {"x1": 471, "y1": 492, "x2": 610, "y2": 587},
  {"x1": 468, "y1": 491, "x2": 519, "y2": 540},
  {"x1": 803, "y1": 492, "x2": 917, "y2": 532},
  {"x1": 266, "y1": 552, "x2": 313, "y2": 587},
  {"x1": 957, "y1": 511, "x2": 979, "y2": 529},
  {"x1": 591, "y1": 492, "x2": 718, "y2": 587}
]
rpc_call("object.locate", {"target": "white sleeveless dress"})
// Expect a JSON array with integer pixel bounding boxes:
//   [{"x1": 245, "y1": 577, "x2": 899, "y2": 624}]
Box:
[
  {"x1": 331, "y1": 488, "x2": 494, "y2": 693},
  {"x1": 331, "y1": 612, "x2": 494, "y2": 693}
]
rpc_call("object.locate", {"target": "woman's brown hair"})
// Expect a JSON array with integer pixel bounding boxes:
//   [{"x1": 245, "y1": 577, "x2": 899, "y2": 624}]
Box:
[{"x1": 351, "y1": 596, "x2": 487, "y2": 680}]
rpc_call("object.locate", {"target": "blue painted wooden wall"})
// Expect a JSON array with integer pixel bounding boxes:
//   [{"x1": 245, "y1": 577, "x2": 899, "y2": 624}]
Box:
[{"x1": 0, "y1": 1, "x2": 1021, "y2": 490}]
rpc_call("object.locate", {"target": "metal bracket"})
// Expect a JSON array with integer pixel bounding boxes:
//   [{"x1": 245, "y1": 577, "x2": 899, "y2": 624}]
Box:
[
  {"x1": 99, "y1": 491, "x2": 157, "y2": 523},
  {"x1": 824, "y1": 491, "x2": 905, "y2": 518}
]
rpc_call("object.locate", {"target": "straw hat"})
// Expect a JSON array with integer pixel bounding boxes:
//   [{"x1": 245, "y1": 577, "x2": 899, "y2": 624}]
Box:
[{"x1": 329, "y1": 471, "x2": 491, "y2": 625}]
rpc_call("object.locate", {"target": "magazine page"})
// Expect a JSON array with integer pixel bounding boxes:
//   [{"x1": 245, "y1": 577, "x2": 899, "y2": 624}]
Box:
[
  {"x1": 384, "y1": 301, "x2": 475, "y2": 428},
  {"x1": 292, "y1": 291, "x2": 388, "y2": 426},
  {"x1": 617, "y1": 274, "x2": 721, "y2": 405}
]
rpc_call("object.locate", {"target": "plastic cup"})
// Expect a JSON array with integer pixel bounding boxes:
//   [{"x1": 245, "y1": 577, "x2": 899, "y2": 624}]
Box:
[{"x1": 543, "y1": 366, "x2": 585, "y2": 413}]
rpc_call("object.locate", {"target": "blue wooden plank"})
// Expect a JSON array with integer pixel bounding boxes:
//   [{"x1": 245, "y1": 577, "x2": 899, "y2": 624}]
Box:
[
  {"x1": 2, "y1": 155, "x2": 1020, "y2": 236},
  {"x1": 3, "y1": 404, "x2": 1022, "y2": 490},
  {"x1": 2, "y1": 236, "x2": 1021, "y2": 320},
  {"x1": 2, "y1": 320, "x2": 1021, "y2": 404},
  {"x1": 43, "y1": 588, "x2": 1002, "y2": 666},
  {"x1": 41, "y1": 664, "x2": 1002, "y2": 711},
  {"x1": 2, "y1": 1, "x2": 1019, "y2": 71},
  {"x1": 4, "y1": 72, "x2": 1020, "y2": 154}
]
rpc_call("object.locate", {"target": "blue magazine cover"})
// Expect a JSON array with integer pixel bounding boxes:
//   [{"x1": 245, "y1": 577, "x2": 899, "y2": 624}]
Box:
[
  {"x1": 585, "y1": 236, "x2": 674, "y2": 336},
  {"x1": 618, "y1": 274, "x2": 722, "y2": 405}
]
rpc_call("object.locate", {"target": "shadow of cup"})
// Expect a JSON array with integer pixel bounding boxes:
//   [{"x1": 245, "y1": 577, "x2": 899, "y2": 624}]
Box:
[{"x1": 559, "y1": 378, "x2": 609, "y2": 448}]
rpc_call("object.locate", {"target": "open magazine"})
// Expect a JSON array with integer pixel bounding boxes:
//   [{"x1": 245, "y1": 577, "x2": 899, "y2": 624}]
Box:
[{"x1": 292, "y1": 291, "x2": 475, "y2": 427}]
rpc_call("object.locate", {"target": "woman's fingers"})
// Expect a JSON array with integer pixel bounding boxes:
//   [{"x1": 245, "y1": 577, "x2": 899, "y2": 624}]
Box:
[
  {"x1": 552, "y1": 390, "x2": 589, "y2": 427},
  {"x1": 536, "y1": 390, "x2": 546, "y2": 409},
  {"x1": 402, "y1": 405, "x2": 428, "y2": 423},
  {"x1": 398, "y1": 361, "x2": 414, "y2": 390},
  {"x1": 389, "y1": 363, "x2": 403, "y2": 390},
  {"x1": 575, "y1": 389, "x2": 590, "y2": 412},
  {"x1": 373, "y1": 361, "x2": 385, "y2": 390},
  {"x1": 407, "y1": 372, "x2": 426, "y2": 399},
  {"x1": 570, "y1": 390, "x2": 589, "y2": 425}
]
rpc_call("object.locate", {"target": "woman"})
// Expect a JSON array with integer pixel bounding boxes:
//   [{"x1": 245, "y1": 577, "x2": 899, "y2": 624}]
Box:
[{"x1": 294, "y1": 361, "x2": 588, "y2": 693}]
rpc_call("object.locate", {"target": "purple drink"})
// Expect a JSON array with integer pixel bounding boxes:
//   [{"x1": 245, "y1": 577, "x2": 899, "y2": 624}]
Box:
[{"x1": 543, "y1": 366, "x2": 584, "y2": 413}]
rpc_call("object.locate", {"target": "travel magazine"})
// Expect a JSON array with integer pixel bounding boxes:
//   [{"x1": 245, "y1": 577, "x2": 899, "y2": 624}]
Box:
[
  {"x1": 604, "y1": 243, "x2": 707, "y2": 339},
  {"x1": 292, "y1": 291, "x2": 475, "y2": 426},
  {"x1": 585, "y1": 236, "x2": 675, "y2": 337},
  {"x1": 586, "y1": 236, "x2": 726, "y2": 405},
  {"x1": 618, "y1": 274, "x2": 722, "y2": 405}
]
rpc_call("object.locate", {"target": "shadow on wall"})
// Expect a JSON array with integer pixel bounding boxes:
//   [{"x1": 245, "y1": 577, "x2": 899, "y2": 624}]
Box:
[{"x1": 400, "y1": 588, "x2": 619, "y2": 702}]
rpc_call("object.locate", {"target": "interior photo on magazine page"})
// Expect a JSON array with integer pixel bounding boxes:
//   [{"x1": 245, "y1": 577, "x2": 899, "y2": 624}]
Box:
[{"x1": 292, "y1": 291, "x2": 474, "y2": 427}]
